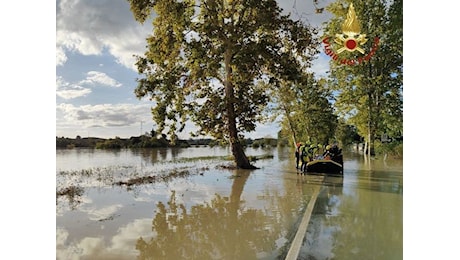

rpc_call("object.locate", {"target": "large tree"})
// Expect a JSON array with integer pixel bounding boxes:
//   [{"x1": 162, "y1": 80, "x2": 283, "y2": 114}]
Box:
[
  {"x1": 324, "y1": 0, "x2": 403, "y2": 156},
  {"x1": 128, "y1": 0, "x2": 318, "y2": 168}
]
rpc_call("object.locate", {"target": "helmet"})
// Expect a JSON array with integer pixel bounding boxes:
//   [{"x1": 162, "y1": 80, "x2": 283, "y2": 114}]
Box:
[{"x1": 326, "y1": 145, "x2": 331, "y2": 150}]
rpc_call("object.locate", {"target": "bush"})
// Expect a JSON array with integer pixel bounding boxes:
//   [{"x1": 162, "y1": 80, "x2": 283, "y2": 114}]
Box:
[
  {"x1": 95, "y1": 139, "x2": 123, "y2": 149},
  {"x1": 374, "y1": 140, "x2": 403, "y2": 159}
]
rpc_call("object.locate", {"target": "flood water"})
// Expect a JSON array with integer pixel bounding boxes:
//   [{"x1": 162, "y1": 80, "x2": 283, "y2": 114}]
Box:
[{"x1": 56, "y1": 146, "x2": 402, "y2": 260}]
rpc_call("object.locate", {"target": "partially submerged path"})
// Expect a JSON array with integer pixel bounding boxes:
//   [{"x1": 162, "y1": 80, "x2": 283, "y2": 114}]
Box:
[{"x1": 285, "y1": 175, "x2": 324, "y2": 260}]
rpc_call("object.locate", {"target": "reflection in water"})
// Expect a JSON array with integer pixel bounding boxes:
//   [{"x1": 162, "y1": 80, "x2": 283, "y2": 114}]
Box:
[
  {"x1": 300, "y1": 154, "x2": 403, "y2": 260},
  {"x1": 136, "y1": 171, "x2": 280, "y2": 259},
  {"x1": 159, "y1": 148, "x2": 168, "y2": 161},
  {"x1": 171, "y1": 147, "x2": 182, "y2": 160},
  {"x1": 56, "y1": 148, "x2": 403, "y2": 260}
]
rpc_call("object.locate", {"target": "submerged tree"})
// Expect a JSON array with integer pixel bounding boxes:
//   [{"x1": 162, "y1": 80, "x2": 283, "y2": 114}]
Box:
[{"x1": 127, "y1": 0, "x2": 318, "y2": 168}]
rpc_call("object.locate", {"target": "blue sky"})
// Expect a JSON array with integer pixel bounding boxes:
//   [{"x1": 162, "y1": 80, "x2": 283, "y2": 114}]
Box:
[{"x1": 55, "y1": 0, "x2": 334, "y2": 139}]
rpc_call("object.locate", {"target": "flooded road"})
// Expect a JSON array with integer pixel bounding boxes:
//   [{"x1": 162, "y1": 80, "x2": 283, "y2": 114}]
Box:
[
  {"x1": 56, "y1": 146, "x2": 402, "y2": 259},
  {"x1": 298, "y1": 155, "x2": 403, "y2": 260}
]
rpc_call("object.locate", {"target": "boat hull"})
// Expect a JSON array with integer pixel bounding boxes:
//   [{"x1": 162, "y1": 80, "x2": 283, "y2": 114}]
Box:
[{"x1": 305, "y1": 159, "x2": 343, "y2": 175}]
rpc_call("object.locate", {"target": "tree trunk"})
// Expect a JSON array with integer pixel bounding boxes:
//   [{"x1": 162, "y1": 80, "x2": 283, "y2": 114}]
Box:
[
  {"x1": 224, "y1": 50, "x2": 256, "y2": 169},
  {"x1": 367, "y1": 131, "x2": 372, "y2": 156},
  {"x1": 366, "y1": 64, "x2": 376, "y2": 157}
]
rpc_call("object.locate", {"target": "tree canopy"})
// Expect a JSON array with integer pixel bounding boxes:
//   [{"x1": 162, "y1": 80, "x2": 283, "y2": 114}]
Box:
[
  {"x1": 275, "y1": 73, "x2": 338, "y2": 146},
  {"x1": 323, "y1": 0, "x2": 403, "y2": 155},
  {"x1": 128, "y1": 0, "x2": 319, "y2": 168}
]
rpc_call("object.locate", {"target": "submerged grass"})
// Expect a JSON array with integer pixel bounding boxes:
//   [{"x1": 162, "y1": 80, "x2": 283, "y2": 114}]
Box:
[
  {"x1": 56, "y1": 185, "x2": 84, "y2": 197},
  {"x1": 56, "y1": 185, "x2": 85, "y2": 209},
  {"x1": 114, "y1": 169, "x2": 192, "y2": 187},
  {"x1": 172, "y1": 155, "x2": 233, "y2": 163},
  {"x1": 56, "y1": 153, "x2": 274, "y2": 205}
]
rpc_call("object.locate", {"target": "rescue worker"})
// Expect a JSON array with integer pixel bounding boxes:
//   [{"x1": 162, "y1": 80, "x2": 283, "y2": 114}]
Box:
[
  {"x1": 295, "y1": 142, "x2": 302, "y2": 169},
  {"x1": 323, "y1": 145, "x2": 332, "y2": 160},
  {"x1": 299, "y1": 141, "x2": 310, "y2": 173}
]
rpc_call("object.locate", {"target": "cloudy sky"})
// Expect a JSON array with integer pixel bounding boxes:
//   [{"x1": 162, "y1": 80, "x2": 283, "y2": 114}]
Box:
[{"x1": 55, "y1": 0, "x2": 335, "y2": 139}]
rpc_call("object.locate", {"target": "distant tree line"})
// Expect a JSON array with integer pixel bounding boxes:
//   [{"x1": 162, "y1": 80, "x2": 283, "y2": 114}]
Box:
[{"x1": 56, "y1": 135, "x2": 282, "y2": 149}]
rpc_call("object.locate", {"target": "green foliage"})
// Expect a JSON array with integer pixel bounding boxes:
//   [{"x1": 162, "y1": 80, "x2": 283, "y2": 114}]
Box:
[
  {"x1": 56, "y1": 136, "x2": 104, "y2": 148},
  {"x1": 251, "y1": 138, "x2": 277, "y2": 148},
  {"x1": 56, "y1": 135, "x2": 191, "y2": 149},
  {"x1": 95, "y1": 138, "x2": 124, "y2": 149},
  {"x1": 127, "y1": 0, "x2": 318, "y2": 167},
  {"x1": 374, "y1": 140, "x2": 403, "y2": 159},
  {"x1": 128, "y1": 135, "x2": 171, "y2": 148},
  {"x1": 56, "y1": 137, "x2": 73, "y2": 148},
  {"x1": 335, "y1": 118, "x2": 362, "y2": 146},
  {"x1": 276, "y1": 74, "x2": 337, "y2": 146},
  {"x1": 324, "y1": 0, "x2": 403, "y2": 154}
]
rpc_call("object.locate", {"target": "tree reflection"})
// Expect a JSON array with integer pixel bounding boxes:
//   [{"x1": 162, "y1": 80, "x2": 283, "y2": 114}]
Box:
[
  {"x1": 302, "y1": 173, "x2": 402, "y2": 259},
  {"x1": 136, "y1": 171, "x2": 279, "y2": 259}
]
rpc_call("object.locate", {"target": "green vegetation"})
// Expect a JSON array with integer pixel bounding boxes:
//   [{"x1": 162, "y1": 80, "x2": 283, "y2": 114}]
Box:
[
  {"x1": 114, "y1": 169, "x2": 192, "y2": 187},
  {"x1": 275, "y1": 0, "x2": 402, "y2": 157},
  {"x1": 128, "y1": 0, "x2": 318, "y2": 168},
  {"x1": 374, "y1": 140, "x2": 403, "y2": 159},
  {"x1": 324, "y1": 0, "x2": 403, "y2": 155},
  {"x1": 276, "y1": 74, "x2": 338, "y2": 146},
  {"x1": 56, "y1": 135, "x2": 181, "y2": 149},
  {"x1": 60, "y1": 1, "x2": 403, "y2": 157},
  {"x1": 56, "y1": 136, "x2": 281, "y2": 149}
]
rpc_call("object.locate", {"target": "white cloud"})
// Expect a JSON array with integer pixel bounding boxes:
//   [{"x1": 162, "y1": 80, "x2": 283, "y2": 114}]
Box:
[
  {"x1": 56, "y1": 46, "x2": 68, "y2": 66},
  {"x1": 56, "y1": 103, "x2": 152, "y2": 128},
  {"x1": 55, "y1": 0, "x2": 332, "y2": 71},
  {"x1": 84, "y1": 204, "x2": 123, "y2": 221},
  {"x1": 56, "y1": 76, "x2": 92, "y2": 99},
  {"x1": 57, "y1": 87, "x2": 92, "y2": 100},
  {"x1": 56, "y1": 72, "x2": 121, "y2": 100},
  {"x1": 56, "y1": 0, "x2": 153, "y2": 70},
  {"x1": 56, "y1": 219, "x2": 152, "y2": 259},
  {"x1": 81, "y1": 71, "x2": 122, "y2": 87},
  {"x1": 109, "y1": 218, "x2": 153, "y2": 254},
  {"x1": 56, "y1": 227, "x2": 69, "y2": 247}
]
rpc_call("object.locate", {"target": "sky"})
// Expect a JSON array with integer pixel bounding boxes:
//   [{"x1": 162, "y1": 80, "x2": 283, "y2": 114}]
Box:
[{"x1": 55, "y1": 0, "x2": 335, "y2": 140}]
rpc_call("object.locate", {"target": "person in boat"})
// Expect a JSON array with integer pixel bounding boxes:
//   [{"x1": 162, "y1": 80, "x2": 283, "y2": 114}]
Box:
[
  {"x1": 323, "y1": 143, "x2": 343, "y2": 162},
  {"x1": 309, "y1": 143, "x2": 319, "y2": 160},
  {"x1": 295, "y1": 142, "x2": 302, "y2": 169},
  {"x1": 323, "y1": 145, "x2": 332, "y2": 160}
]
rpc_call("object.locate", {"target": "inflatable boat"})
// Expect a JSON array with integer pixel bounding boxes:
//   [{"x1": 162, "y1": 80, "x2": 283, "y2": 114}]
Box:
[{"x1": 305, "y1": 157, "x2": 343, "y2": 175}]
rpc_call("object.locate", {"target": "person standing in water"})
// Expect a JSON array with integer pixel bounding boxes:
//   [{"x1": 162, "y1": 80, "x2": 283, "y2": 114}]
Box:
[{"x1": 295, "y1": 142, "x2": 302, "y2": 169}]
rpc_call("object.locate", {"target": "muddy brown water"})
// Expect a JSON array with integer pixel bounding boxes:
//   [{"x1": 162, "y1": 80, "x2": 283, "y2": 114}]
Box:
[{"x1": 56, "y1": 146, "x2": 402, "y2": 259}]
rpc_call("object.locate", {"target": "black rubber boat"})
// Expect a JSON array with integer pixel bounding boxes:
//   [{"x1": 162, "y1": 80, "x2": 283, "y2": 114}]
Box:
[{"x1": 305, "y1": 148, "x2": 343, "y2": 175}]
